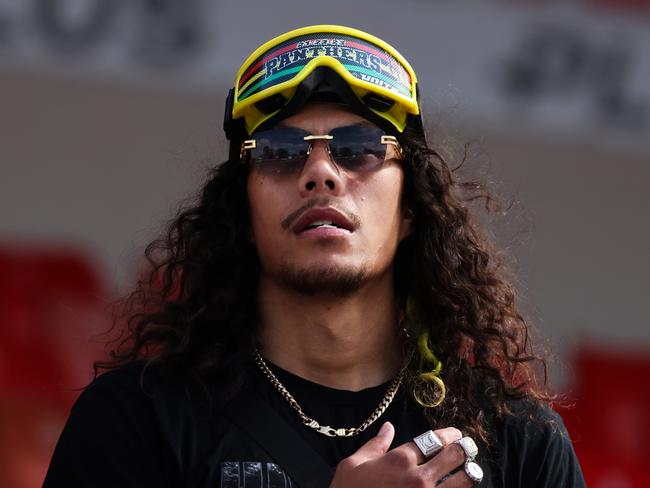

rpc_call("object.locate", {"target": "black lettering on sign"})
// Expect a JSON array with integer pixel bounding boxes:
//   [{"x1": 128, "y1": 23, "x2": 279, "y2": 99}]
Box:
[
  {"x1": 0, "y1": 13, "x2": 10, "y2": 46},
  {"x1": 133, "y1": 0, "x2": 205, "y2": 68},
  {"x1": 501, "y1": 25, "x2": 589, "y2": 97},
  {"x1": 500, "y1": 23, "x2": 647, "y2": 130},
  {"x1": 35, "y1": 0, "x2": 119, "y2": 54}
]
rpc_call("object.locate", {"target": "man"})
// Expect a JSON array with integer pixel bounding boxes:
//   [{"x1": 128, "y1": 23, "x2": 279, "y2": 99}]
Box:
[{"x1": 44, "y1": 25, "x2": 585, "y2": 487}]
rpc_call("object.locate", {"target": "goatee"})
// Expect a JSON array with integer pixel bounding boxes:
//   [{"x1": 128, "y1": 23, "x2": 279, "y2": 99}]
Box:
[{"x1": 279, "y1": 264, "x2": 367, "y2": 297}]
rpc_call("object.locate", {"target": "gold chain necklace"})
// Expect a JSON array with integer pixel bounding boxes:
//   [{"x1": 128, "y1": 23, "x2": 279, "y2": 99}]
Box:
[{"x1": 254, "y1": 350, "x2": 406, "y2": 438}]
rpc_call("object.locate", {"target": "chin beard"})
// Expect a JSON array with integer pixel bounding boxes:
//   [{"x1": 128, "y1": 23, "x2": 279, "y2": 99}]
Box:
[{"x1": 279, "y1": 263, "x2": 368, "y2": 297}]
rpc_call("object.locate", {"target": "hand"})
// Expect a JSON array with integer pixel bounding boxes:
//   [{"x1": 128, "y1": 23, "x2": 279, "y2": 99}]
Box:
[{"x1": 330, "y1": 422, "x2": 475, "y2": 487}]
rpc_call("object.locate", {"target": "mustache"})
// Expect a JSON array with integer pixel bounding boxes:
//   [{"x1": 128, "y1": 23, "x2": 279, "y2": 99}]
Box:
[{"x1": 281, "y1": 198, "x2": 360, "y2": 231}]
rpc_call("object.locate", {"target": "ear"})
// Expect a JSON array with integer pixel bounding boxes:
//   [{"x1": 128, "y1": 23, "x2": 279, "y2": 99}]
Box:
[{"x1": 399, "y1": 207, "x2": 414, "y2": 241}]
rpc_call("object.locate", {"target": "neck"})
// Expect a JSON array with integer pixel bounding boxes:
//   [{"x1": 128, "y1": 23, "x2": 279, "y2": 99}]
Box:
[{"x1": 256, "y1": 273, "x2": 403, "y2": 392}]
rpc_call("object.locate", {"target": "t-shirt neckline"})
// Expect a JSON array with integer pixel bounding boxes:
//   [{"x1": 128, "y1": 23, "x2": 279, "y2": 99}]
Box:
[{"x1": 261, "y1": 357, "x2": 396, "y2": 408}]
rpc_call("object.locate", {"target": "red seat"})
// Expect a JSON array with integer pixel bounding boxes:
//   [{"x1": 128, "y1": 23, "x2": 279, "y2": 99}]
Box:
[
  {"x1": 0, "y1": 244, "x2": 110, "y2": 488},
  {"x1": 558, "y1": 346, "x2": 650, "y2": 486}
]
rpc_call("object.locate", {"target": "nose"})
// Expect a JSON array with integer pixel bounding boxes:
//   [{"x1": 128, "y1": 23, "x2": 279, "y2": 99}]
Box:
[{"x1": 297, "y1": 141, "x2": 344, "y2": 195}]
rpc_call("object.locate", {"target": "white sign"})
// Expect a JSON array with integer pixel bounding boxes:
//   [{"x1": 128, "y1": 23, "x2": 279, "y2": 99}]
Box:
[{"x1": 1, "y1": 0, "x2": 648, "y2": 151}]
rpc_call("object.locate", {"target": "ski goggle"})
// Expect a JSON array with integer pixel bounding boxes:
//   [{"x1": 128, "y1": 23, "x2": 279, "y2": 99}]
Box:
[
  {"x1": 241, "y1": 124, "x2": 403, "y2": 175},
  {"x1": 229, "y1": 25, "x2": 420, "y2": 137}
]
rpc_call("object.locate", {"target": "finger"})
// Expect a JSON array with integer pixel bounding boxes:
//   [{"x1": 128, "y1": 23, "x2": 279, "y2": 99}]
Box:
[
  {"x1": 435, "y1": 427, "x2": 463, "y2": 446},
  {"x1": 345, "y1": 422, "x2": 395, "y2": 467},
  {"x1": 419, "y1": 441, "x2": 467, "y2": 481},
  {"x1": 394, "y1": 427, "x2": 463, "y2": 465},
  {"x1": 435, "y1": 467, "x2": 475, "y2": 487}
]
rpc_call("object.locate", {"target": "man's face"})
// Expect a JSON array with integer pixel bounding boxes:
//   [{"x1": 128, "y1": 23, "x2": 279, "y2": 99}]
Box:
[{"x1": 247, "y1": 103, "x2": 411, "y2": 295}]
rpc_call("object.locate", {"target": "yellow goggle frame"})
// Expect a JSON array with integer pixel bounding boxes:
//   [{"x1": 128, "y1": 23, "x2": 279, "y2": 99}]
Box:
[{"x1": 230, "y1": 25, "x2": 420, "y2": 136}]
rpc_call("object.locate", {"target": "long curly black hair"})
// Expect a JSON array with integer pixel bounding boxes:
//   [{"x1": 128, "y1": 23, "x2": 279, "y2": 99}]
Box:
[{"x1": 96, "y1": 126, "x2": 551, "y2": 444}]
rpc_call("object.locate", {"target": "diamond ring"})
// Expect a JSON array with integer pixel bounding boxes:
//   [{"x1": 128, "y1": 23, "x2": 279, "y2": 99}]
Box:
[
  {"x1": 454, "y1": 436, "x2": 478, "y2": 460},
  {"x1": 465, "y1": 460, "x2": 484, "y2": 484},
  {"x1": 413, "y1": 430, "x2": 443, "y2": 458}
]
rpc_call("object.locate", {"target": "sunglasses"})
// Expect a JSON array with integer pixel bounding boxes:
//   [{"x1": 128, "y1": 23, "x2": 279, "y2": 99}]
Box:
[{"x1": 240, "y1": 124, "x2": 403, "y2": 175}]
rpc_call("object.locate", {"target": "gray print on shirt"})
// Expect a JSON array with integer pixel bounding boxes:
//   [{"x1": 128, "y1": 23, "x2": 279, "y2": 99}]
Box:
[{"x1": 221, "y1": 461, "x2": 297, "y2": 488}]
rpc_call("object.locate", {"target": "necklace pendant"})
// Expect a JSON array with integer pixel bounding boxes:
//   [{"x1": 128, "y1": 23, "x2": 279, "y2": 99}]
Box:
[
  {"x1": 316, "y1": 425, "x2": 353, "y2": 437},
  {"x1": 316, "y1": 425, "x2": 338, "y2": 437}
]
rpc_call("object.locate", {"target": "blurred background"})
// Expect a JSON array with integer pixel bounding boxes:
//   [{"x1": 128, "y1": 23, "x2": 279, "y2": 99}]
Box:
[{"x1": 1, "y1": 0, "x2": 648, "y2": 486}]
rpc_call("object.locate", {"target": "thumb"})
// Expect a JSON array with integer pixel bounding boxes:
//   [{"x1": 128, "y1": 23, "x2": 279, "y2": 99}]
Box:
[{"x1": 347, "y1": 422, "x2": 395, "y2": 466}]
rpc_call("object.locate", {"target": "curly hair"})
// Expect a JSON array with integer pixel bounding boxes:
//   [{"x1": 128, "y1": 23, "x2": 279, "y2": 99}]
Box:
[{"x1": 96, "y1": 127, "x2": 551, "y2": 444}]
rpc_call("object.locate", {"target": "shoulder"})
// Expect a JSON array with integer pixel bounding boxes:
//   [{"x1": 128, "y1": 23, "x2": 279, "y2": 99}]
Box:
[
  {"x1": 45, "y1": 362, "x2": 238, "y2": 486},
  {"x1": 85, "y1": 360, "x2": 149, "y2": 393},
  {"x1": 486, "y1": 398, "x2": 586, "y2": 487},
  {"x1": 63, "y1": 361, "x2": 172, "y2": 440},
  {"x1": 491, "y1": 398, "x2": 571, "y2": 455},
  {"x1": 44, "y1": 362, "x2": 179, "y2": 486},
  {"x1": 75, "y1": 361, "x2": 158, "y2": 410},
  {"x1": 60, "y1": 360, "x2": 225, "y2": 450},
  {"x1": 77, "y1": 361, "x2": 219, "y2": 420},
  {"x1": 496, "y1": 397, "x2": 567, "y2": 436}
]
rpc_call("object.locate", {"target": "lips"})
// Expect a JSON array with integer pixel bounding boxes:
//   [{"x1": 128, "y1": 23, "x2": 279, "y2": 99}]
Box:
[{"x1": 292, "y1": 207, "x2": 355, "y2": 234}]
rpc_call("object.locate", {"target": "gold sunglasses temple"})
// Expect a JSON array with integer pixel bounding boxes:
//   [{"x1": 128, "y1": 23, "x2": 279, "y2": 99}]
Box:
[
  {"x1": 240, "y1": 139, "x2": 256, "y2": 161},
  {"x1": 381, "y1": 135, "x2": 404, "y2": 157}
]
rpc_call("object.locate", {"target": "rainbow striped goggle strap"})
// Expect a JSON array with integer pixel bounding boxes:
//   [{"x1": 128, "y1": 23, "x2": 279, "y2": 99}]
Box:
[{"x1": 231, "y1": 25, "x2": 420, "y2": 135}]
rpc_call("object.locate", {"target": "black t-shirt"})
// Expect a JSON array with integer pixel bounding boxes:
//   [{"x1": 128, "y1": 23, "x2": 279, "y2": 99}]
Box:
[{"x1": 43, "y1": 361, "x2": 585, "y2": 487}]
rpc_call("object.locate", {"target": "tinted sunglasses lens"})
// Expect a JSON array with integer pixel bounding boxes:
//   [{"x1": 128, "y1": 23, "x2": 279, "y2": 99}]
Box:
[
  {"x1": 329, "y1": 126, "x2": 387, "y2": 171},
  {"x1": 248, "y1": 127, "x2": 309, "y2": 174}
]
